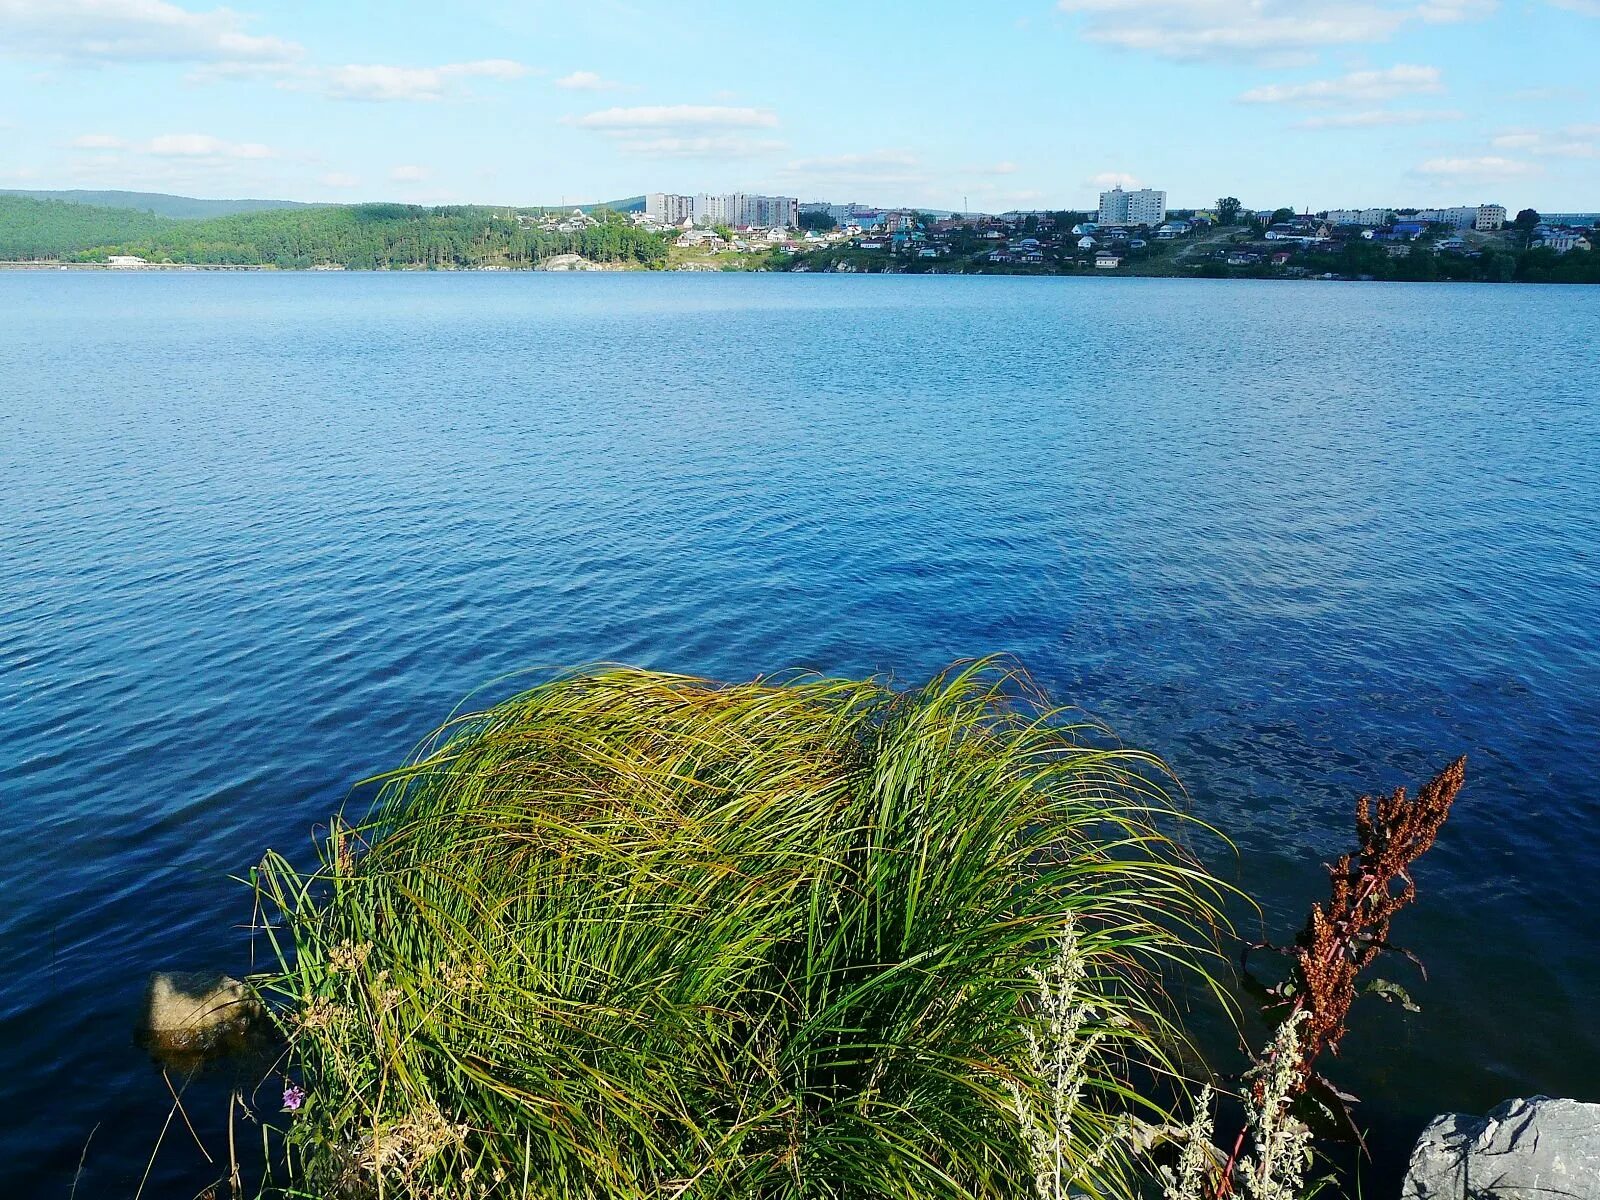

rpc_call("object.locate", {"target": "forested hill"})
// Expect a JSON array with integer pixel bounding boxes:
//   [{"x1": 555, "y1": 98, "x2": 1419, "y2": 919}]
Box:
[
  {"x1": 0, "y1": 189, "x2": 311, "y2": 219},
  {"x1": 0, "y1": 196, "x2": 670, "y2": 268}
]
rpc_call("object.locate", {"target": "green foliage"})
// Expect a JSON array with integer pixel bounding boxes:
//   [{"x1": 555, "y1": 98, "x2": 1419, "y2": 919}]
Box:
[
  {"x1": 1215, "y1": 198, "x2": 1242, "y2": 226},
  {"x1": 0, "y1": 195, "x2": 670, "y2": 268},
  {"x1": 0, "y1": 188, "x2": 311, "y2": 218},
  {"x1": 1293, "y1": 235, "x2": 1600, "y2": 284},
  {"x1": 254, "y1": 662, "x2": 1230, "y2": 1200},
  {"x1": 0, "y1": 196, "x2": 175, "y2": 259},
  {"x1": 797, "y1": 211, "x2": 836, "y2": 231}
]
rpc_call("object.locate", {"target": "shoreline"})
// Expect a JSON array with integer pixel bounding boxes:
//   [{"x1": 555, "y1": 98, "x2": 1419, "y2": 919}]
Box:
[{"x1": 4, "y1": 259, "x2": 1598, "y2": 284}]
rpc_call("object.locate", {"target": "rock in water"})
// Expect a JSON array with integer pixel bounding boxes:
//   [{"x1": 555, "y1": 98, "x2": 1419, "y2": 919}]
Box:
[
  {"x1": 141, "y1": 972, "x2": 263, "y2": 1061},
  {"x1": 1403, "y1": 1096, "x2": 1600, "y2": 1199}
]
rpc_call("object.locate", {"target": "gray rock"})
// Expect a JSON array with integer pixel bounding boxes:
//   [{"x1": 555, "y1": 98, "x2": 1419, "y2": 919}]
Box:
[{"x1": 1403, "y1": 1096, "x2": 1600, "y2": 1199}]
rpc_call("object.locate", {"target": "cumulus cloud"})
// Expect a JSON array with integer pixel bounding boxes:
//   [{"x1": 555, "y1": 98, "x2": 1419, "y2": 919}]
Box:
[
  {"x1": 1491, "y1": 128, "x2": 1598, "y2": 157},
  {"x1": 192, "y1": 57, "x2": 533, "y2": 101},
  {"x1": 572, "y1": 105, "x2": 779, "y2": 131},
  {"x1": 1294, "y1": 108, "x2": 1463, "y2": 128},
  {"x1": 0, "y1": 0, "x2": 302, "y2": 64},
  {"x1": 390, "y1": 164, "x2": 432, "y2": 182},
  {"x1": 320, "y1": 172, "x2": 360, "y2": 188},
  {"x1": 1415, "y1": 155, "x2": 1539, "y2": 181},
  {"x1": 780, "y1": 150, "x2": 925, "y2": 182},
  {"x1": 569, "y1": 105, "x2": 783, "y2": 158},
  {"x1": 1239, "y1": 64, "x2": 1443, "y2": 104},
  {"x1": 313, "y1": 59, "x2": 529, "y2": 102},
  {"x1": 554, "y1": 70, "x2": 622, "y2": 90},
  {"x1": 147, "y1": 132, "x2": 273, "y2": 158},
  {"x1": 67, "y1": 130, "x2": 274, "y2": 159},
  {"x1": 1089, "y1": 171, "x2": 1141, "y2": 189},
  {"x1": 1055, "y1": 0, "x2": 1493, "y2": 62},
  {"x1": 615, "y1": 136, "x2": 786, "y2": 158}
]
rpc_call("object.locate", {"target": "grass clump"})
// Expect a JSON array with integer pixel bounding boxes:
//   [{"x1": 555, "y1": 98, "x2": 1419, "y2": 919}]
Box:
[{"x1": 254, "y1": 660, "x2": 1229, "y2": 1199}]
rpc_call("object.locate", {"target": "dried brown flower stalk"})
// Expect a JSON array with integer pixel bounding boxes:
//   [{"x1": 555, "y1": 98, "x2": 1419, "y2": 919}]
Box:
[{"x1": 1212, "y1": 756, "x2": 1467, "y2": 1198}]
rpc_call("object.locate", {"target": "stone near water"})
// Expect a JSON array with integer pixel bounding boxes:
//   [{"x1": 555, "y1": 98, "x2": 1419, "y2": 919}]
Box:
[
  {"x1": 1402, "y1": 1095, "x2": 1600, "y2": 1199},
  {"x1": 141, "y1": 972, "x2": 263, "y2": 1059}
]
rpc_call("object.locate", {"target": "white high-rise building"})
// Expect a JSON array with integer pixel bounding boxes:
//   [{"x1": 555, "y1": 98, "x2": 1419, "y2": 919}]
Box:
[
  {"x1": 645, "y1": 193, "x2": 694, "y2": 224},
  {"x1": 1098, "y1": 186, "x2": 1166, "y2": 227},
  {"x1": 691, "y1": 192, "x2": 798, "y2": 228}
]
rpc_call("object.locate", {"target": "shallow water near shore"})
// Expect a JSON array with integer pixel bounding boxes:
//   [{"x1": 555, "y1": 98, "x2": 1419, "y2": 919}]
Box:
[{"x1": 2, "y1": 271, "x2": 1597, "y2": 1196}]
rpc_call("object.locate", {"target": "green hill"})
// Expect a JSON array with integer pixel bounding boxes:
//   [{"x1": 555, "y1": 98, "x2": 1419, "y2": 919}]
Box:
[
  {"x1": 0, "y1": 189, "x2": 312, "y2": 219},
  {"x1": 0, "y1": 195, "x2": 668, "y2": 269}
]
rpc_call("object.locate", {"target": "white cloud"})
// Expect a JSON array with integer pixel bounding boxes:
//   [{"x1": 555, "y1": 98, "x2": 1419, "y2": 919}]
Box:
[
  {"x1": 320, "y1": 172, "x2": 360, "y2": 188},
  {"x1": 390, "y1": 164, "x2": 431, "y2": 182},
  {"x1": 1414, "y1": 0, "x2": 1497, "y2": 20},
  {"x1": 1055, "y1": 0, "x2": 1493, "y2": 62},
  {"x1": 1295, "y1": 108, "x2": 1464, "y2": 128},
  {"x1": 1491, "y1": 129, "x2": 1598, "y2": 157},
  {"x1": 614, "y1": 135, "x2": 786, "y2": 158},
  {"x1": 0, "y1": 0, "x2": 301, "y2": 64},
  {"x1": 1547, "y1": 0, "x2": 1600, "y2": 13},
  {"x1": 1089, "y1": 170, "x2": 1141, "y2": 189},
  {"x1": 67, "y1": 130, "x2": 274, "y2": 160},
  {"x1": 1415, "y1": 155, "x2": 1540, "y2": 181},
  {"x1": 315, "y1": 59, "x2": 529, "y2": 102},
  {"x1": 570, "y1": 105, "x2": 783, "y2": 159},
  {"x1": 572, "y1": 105, "x2": 779, "y2": 131},
  {"x1": 778, "y1": 150, "x2": 928, "y2": 186},
  {"x1": 1239, "y1": 64, "x2": 1443, "y2": 104},
  {"x1": 554, "y1": 70, "x2": 622, "y2": 91},
  {"x1": 190, "y1": 57, "x2": 533, "y2": 101},
  {"x1": 147, "y1": 132, "x2": 273, "y2": 159}
]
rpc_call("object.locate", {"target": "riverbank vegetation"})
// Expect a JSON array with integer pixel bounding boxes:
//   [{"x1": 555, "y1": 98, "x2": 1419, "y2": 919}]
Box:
[
  {"x1": 244, "y1": 662, "x2": 1463, "y2": 1200},
  {"x1": 0, "y1": 196, "x2": 670, "y2": 269}
]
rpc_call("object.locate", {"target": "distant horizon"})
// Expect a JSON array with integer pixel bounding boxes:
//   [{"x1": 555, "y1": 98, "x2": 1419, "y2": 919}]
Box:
[{"x1": 5, "y1": 185, "x2": 1592, "y2": 220}]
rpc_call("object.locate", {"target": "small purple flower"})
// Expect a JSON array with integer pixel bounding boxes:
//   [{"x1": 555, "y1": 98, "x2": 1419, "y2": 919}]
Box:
[{"x1": 282, "y1": 1083, "x2": 306, "y2": 1112}]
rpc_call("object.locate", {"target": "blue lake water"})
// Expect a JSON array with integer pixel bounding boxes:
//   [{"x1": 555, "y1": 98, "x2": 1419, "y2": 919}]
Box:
[{"x1": 2, "y1": 272, "x2": 1597, "y2": 1196}]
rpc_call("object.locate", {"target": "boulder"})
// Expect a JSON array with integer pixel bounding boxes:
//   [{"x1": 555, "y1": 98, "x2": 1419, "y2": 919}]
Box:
[
  {"x1": 1402, "y1": 1096, "x2": 1600, "y2": 1199},
  {"x1": 140, "y1": 972, "x2": 264, "y2": 1062}
]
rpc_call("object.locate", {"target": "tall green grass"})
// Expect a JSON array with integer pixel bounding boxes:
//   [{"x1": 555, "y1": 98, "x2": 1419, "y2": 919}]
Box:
[{"x1": 254, "y1": 661, "x2": 1230, "y2": 1199}]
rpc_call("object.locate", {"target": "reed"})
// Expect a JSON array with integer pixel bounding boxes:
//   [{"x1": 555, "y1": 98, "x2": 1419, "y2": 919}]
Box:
[{"x1": 252, "y1": 660, "x2": 1231, "y2": 1199}]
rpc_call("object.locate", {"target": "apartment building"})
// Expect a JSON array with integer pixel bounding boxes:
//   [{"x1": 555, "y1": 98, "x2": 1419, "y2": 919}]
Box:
[
  {"x1": 645, "y1": 193, "x2": 695, "y2": 224},
  {"x1": 1326, "y1": 208, "x2": 1391, "y2": 226},
  {"x1": 1098, "y1": 186, "x2": 1166, "y2": 227},
  {"x1": 1415, "y1": 205, "x2": 1505, "y2": 231},
  {"x1": 691, "y1": 193, "x2": 799, "y2": 228}
]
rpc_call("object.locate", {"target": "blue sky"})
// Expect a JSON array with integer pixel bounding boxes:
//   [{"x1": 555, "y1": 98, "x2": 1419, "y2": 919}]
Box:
[{"x1": 0, "y1": 0, "x2": 1595, "y2": 211}]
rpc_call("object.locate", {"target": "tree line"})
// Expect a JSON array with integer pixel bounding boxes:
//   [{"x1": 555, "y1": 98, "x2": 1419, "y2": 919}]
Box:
[{"x1": 0, "y1": 197, "x2": 670, "y2": 269}]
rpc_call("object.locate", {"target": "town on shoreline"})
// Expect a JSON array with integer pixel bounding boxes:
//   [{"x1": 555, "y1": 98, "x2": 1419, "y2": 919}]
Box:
[{"x1": 2, "y1": 185, "x2": 1596, "y2": 283}]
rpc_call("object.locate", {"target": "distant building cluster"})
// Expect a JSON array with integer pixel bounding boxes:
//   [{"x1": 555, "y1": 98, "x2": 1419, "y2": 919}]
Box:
[
  {"x1": 1414, "y1": 204, "x2": 1506, "y2": 232},
  {"x1": 1098, "y1": 186, "x2": 1167, "y2": 228},
  {"x1": 1326, "y1": 208, "x2": 1392, "y2": 227},
  {"x1": 646, "y1": 192, "x2": 799, "y2": 229}
]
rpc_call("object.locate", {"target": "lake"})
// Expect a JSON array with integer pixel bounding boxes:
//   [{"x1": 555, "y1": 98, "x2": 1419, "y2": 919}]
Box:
[{"x1": 2, "y1": 272, "x2": 1596, "y2": 1196}]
